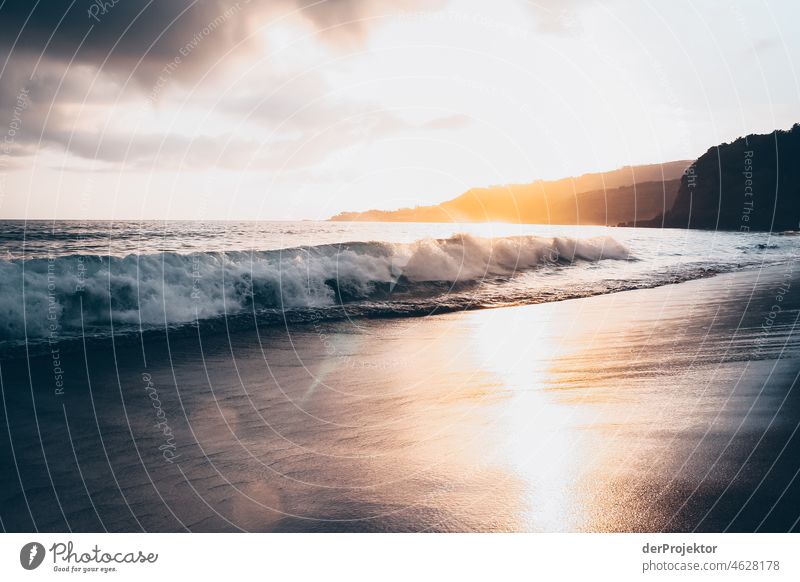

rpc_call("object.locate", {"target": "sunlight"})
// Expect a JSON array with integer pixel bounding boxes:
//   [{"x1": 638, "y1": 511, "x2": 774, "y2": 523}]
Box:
[{"x1": 466, "y1": 303, "x2": 592, "y2": 531}]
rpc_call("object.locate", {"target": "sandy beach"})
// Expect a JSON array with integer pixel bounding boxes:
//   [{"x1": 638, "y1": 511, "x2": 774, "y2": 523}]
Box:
[{"x1": 1, "y1": 263, "x2": 799, "y2": 532}]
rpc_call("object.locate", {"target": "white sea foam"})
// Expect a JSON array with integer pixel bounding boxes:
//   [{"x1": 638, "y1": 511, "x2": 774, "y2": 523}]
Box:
[{"x1": 0, "y1": 233, "x2": 629, "y2": 340}]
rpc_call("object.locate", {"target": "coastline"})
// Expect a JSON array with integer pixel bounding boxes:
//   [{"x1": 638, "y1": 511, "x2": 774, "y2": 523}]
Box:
[{"x1": 1, "y1": 264, "x2": 799, "y2": 532}]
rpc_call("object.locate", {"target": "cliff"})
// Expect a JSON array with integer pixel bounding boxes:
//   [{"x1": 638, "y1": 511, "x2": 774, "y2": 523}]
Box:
[{"x1": 651, "y1": 124, "x2": 800, "y2": 231}]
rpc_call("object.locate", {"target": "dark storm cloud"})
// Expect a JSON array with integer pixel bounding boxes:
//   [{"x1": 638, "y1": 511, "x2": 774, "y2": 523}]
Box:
[
  {"x1": 0, "y1": 0, "x2": 442, "y2": 82},
  {"x1": 1, "y1": 0, "x2": 261, "y2": 84}
]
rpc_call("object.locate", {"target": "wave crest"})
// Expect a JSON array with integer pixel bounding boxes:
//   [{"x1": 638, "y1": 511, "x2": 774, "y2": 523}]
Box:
[{"x1": 0, "y1": 233, "x2": 629, "y2": 341}]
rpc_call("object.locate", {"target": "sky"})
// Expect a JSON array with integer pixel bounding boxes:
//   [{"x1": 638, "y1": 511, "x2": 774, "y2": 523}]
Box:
[{"x1": 0, "y1": 0, "x2": 797, "y2": 220}]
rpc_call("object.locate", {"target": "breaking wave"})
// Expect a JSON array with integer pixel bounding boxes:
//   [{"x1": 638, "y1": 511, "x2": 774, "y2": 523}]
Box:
[{"x1": 0, "y1": 233, "x2": 630, "y2": 343}]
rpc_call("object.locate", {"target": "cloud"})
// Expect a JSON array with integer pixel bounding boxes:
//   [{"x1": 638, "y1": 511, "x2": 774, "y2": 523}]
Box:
[
  {"x1": 0, "y1": 0, "x2": 443, "y2": 84},
  {"x1": 0, "y1": 0, "x2": 454, "y2": 176},
  {"x1": 0, "y1": 49, "x2": 467, "y2": 174},
  {"x1": 1, "y1": 1, "x2": 256, "y2": 86},
  {"x1": 32, "y1": 103, "x2": 465, "y2": 173}
]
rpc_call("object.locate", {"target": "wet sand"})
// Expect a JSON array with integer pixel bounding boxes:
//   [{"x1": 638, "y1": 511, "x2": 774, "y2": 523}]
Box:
[{"x1": 1, "y1": 264, "x2": 799, "y2": 532}]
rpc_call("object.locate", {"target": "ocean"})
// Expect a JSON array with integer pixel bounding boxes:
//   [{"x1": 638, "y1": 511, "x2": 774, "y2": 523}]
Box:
[
  {"x1": 1, "y1": 221, "x2": 799, "y2": 532},
  {"x1": 0, "y1": 220, "x2": 796, "y2": 354}
]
